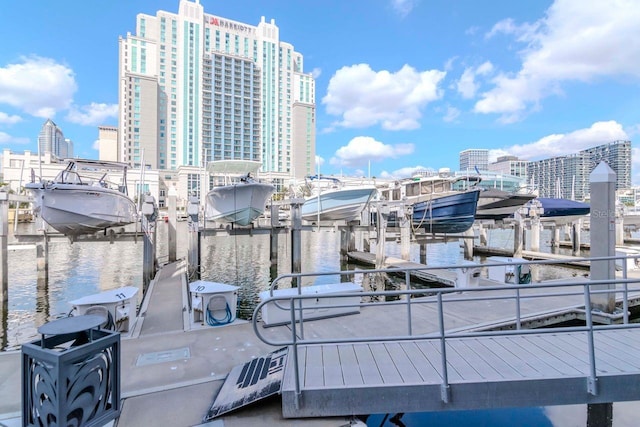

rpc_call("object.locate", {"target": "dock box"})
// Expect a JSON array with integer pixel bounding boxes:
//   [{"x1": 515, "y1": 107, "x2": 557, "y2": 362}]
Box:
[
  {"x1": 259, "y1": 282, "x2": 363, "y2": 326},
  {"x1": 486, "y1": 256, "x2": 531, "y2": 284},
  {"x1": 189, "y1": 280, "x2": 239, "y2": 326},
  {"x1": 69, "y1": 286, "x2": 138, "y2": 332}
]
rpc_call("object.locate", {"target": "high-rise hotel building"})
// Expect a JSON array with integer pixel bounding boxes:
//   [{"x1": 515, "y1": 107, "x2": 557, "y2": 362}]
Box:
[{"x1": 118, "y1": 0, "x2": 316, "y2": 178}]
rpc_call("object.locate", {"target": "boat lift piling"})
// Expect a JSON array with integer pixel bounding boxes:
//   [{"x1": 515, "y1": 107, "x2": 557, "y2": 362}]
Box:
[
  {"x1": 167, "y1": 186, "x2": 177, "y2": 263},
  {"x1": 141, "y1": 195, "x2": 158, "y2": 292},
  {"x1": 187, "y1": 196, "x2": 200, "y2": 280},
  {"x1": 0, "y1": 191, "x2": 8, "y2": 305},
  {"x1": 290, "y1": 199, "x2": 304, "y2": 287}
]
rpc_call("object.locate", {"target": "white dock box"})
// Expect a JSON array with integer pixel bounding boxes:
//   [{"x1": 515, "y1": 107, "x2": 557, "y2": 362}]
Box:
[
  {"x1": 69, "y1": 286, "x2": 139, "y2": 332},
  {"x1": 190, "y1": 280, "x2": 239, "y2": 326},
  {"x1": 259, "y1": 282, "x2": 362, "y2": 326},
  {"x1": 450, "y1": 260, "x2": 482, "y2": 287},
  {"x1": 486, "y1": 256, "x2": 531, "y2": 284}
]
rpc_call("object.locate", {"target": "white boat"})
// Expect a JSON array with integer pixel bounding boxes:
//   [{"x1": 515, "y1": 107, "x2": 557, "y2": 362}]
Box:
[
  {"x1": 299, "y1": 176, "x2": 377, "y2": 222},
  {"x1": 26, "y1": 159, "x2": 138, "y2": 236},
  {"x1": 205, "y1": 160, "x2": 275, "y2": 226},
  {"x1": 475, "y1": 189, "x2": 537, "y2": 221}
]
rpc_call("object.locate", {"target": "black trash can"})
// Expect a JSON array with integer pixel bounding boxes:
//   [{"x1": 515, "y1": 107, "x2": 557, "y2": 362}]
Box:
[{"x1": 21, "y1": 314, "x2": 121, "y2": 427}]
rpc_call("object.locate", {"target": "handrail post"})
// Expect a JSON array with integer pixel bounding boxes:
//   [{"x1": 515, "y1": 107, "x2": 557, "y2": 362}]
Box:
[
  {"x1": 515, "y1": 288, "x2": 522, "y2": 330},
  {"x1": 583, "y1": 283, "x2": 598, "y2": 396},
  {"x1": 622, "y1": 258, "x2": 629, "y2": 324},
  {"x1": 290, "y1": 298, "x2": 301, "y2": 409},
  {"x1": 437, "y1": 292, "x2": 450, "y2": 403},
  {"x1": 405, "y1": 270, "x2": 413, "y2": 336}
]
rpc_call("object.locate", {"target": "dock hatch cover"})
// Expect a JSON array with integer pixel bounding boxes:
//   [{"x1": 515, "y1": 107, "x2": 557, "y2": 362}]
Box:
[{"x1": 204, "y1": 347, "x2": 288, "y2": 421}]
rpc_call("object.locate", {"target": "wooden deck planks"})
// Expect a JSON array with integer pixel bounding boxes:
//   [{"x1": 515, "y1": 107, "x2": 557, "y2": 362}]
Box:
[{"x1": 351, "y1": 343, "x2": 383, "y2": 385}]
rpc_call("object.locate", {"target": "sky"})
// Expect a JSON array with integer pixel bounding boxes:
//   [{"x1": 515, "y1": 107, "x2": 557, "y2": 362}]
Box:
[{"x1": 1, "y1": 0, "x2": 640, "y2": 183}]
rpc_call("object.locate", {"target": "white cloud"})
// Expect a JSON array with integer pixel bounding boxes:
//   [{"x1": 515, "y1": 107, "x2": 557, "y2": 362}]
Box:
[
  {"x1": 330, "y1": 136, "x2": 414, "y2": 168},
  {"x1": 391, "y1": 0, "x2": 417, "y2": 18},
  {"x1": 476, "y1": 0, "x2": 640, "y2": 121},
  {"x1": 502, "y1": 120, "x2": 628, "y2": 160},
  {"x1": 456, "y1": 61, "x2": 494, "y2": 99},
  {"x1": 443, "y1": 106, "x2": 460, "y2": 122},
  {"x1": 379, "y1": 165, "x2": 432, "y2": 179},
  {"x1": 311, "y1": 68, "x2": 322, "y2": 79},
  {"x1": 0, "y1": 112, "x2": 22, "y2": 125},
  {"x1": 323, "y1": 64, "x2": 446, "y2": 131},
  {"x1": 66, "y1": 103, "x2": 118, "y2": 126},
  {"x1": 0, "y1": 131, "x2": 29, "y2": 145},
  {"x1": 0, "y1": 56, "x2": 77, "y2": 118}
]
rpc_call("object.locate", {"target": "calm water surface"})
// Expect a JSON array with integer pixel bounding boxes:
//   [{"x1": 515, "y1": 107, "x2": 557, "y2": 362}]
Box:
[{"x1": 2, "y1": 221, "x2": 639, "y2": 426}]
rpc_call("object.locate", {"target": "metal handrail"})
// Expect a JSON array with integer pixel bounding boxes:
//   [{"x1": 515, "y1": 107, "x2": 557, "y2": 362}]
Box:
[{"x1": 252, "y1": 255, "x2": 640, "y2": 404}]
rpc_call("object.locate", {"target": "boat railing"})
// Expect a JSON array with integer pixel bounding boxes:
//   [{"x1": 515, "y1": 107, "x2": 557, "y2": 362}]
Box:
[{"x1": 253, "y1": 254, "x2": 640, "y2": 402}]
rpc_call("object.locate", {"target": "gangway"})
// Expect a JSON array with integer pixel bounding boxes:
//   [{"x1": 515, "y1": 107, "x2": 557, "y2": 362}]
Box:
[{"x1": 250, "y1": 256, "x2": 640, "y2": 418}]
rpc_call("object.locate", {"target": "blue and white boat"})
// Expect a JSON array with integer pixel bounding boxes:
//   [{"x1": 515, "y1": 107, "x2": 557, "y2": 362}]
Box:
[
  {"x1": 525, "y1": 197, "x2": 590, "y2": 225},
  {"x1": 300, "y1": 176, "x2": 377, "y2": 222},
  {"x1": 378, "y1": 168, "x2": 481, "y2": 233}
]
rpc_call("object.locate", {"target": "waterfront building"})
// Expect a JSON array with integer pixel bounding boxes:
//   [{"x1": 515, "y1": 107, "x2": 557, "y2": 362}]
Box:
[
  {"x1": 38, "y1": 119, "x2": 73, "y2": 159},
  {"x1": 117, "y1": 0, "x2": 316, "y2": 183},
  {"x1": 526, "y1": 140, "x2": 632, "y2": 201},
  {"x1": 459, "y1": 149, "x2": 489, "y2": 172},
  {"x1": 488, "y1": 155, "x2": 529, "y2": 178}
]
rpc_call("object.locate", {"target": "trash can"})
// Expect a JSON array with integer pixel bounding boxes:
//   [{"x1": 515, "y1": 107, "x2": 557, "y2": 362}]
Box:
[{"x1": 21, "y1": 314, "x2": 121, "y2": 427}]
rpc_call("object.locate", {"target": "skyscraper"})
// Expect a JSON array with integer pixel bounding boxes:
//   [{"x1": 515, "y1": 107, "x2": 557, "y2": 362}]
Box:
[
  {"x1": 38, "y1": 119, "x2": 73, "y2": 159},
  {"x1": 118, "y1": 0, "x2": 316, "y2": 178}
]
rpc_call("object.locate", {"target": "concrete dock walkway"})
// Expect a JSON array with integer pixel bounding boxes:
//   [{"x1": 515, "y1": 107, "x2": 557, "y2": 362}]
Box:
[{"x1": 0, "y1": 260, "x2": 356, "y2": 427}]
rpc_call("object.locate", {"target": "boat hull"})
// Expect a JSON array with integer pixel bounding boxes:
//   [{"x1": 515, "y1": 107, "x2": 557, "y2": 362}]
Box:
[
  {"x1": 301, "y1": 187, "x2": 377, "y2": 222},
  {"x1": 475, "y1": 190, "x2": 537, "y2": 220},
  {"x1": 205, "y1": 182, "x2": 275, "y2": 226},
  {"x1": 26, "y1": 183, "x2": 138, "y2": 235},
  {"x1": 411, "y1": 189, "x2": 480, "y2": 233}
]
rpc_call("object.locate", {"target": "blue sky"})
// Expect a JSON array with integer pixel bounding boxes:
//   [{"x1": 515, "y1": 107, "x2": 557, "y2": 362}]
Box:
[{"x1": 1, "y1": 0, "x2": 639, "y2": 182}]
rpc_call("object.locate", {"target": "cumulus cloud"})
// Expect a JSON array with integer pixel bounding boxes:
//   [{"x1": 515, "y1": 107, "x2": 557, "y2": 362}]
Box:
[
  {"x1": 379, "y1": 165, "x2": 433, "y2": 179},
  {"x1": 391, "y1": 0, "x2": 417, "y2": 18},
  {"x1": 311, "y1": 67, "x2": 322, "y2": 79},
  {"x1": 66, "y1": 103, "x2": 118, "y2": 126},
  {"x1": 0, "y1": 56, "x2": 77, "y2": 118},
  {"x1": 0, "y1": 112, "x2": 22, "y2": 125},
  {"x1": 501, "y1": 120, "x2": 628, "y2": 160},
  {"x1": 322, "y1": 64, "x2": 446, "y2": 131},
  {"x1": 0, "y1": 131, "x2": 29, "y2": 145},
  {"x1": 475, "y1": 0, "x2": 640, "y2": 121},
  {"x1": 456, "y1": 61, "x2": 495, "y2": 99},
  {"x1": 330, "y1": 136, "x2": 414, "y2": 168}
]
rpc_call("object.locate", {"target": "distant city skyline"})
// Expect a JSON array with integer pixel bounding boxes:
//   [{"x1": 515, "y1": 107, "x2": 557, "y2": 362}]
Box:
[{"x1": 1, "y1": 1, "x2": 639, "y2": 182}]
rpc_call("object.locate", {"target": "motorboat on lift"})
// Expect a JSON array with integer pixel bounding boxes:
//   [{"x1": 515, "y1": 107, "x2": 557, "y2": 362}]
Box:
[
  {"x1": 378, "y1": 169, "x2": 481, "y2": 233},
  {"x1": 475, "y1": 189, "x2": 537, "y2": 221},
  {"x1": 205, "y1": 160, "x2": 275, "y2": 226},
  {"x1": 299, "y1": 175, "x2": 377, "y2": 222},
  {"x1": 524, "y1": 197, "x2": 590, "y2": 225},
  {"x1": 25, "y1": 159, "x2": 138, "y2": 236}
]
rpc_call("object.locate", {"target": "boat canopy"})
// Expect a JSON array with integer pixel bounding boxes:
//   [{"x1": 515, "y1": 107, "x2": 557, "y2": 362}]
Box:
[
  {"x1": 207, "y1": 160, "x2": 262, "y2": 175},
  {"x1": 64, "y1": 159, "x2": 130, "y2": 171}
]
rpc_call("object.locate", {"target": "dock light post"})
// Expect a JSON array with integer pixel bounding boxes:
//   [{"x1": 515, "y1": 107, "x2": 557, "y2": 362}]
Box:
[
  {"x1": 0, "y1": 190, "x2": 7, "y2": 305},
  {"x1": 167, "y1": 185, "x2": 178, "y2": 262}
]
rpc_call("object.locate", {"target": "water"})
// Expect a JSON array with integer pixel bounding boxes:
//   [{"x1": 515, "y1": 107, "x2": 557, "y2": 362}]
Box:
[{"x1": 2, "y1": 221, "x2": 639, "y2": 426}]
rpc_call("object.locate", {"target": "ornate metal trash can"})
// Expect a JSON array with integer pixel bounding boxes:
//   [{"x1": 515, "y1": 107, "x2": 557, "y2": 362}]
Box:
[{"x1": 21, "y1": 314, "x2": 121, "y2": 427}]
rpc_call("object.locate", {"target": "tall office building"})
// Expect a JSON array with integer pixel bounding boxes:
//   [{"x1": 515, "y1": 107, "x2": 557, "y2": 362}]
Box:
[
  {"x1": 38, "y1": 119, "x2": 73, "y2": 159},
  {"x1": 118, "y1": 0, "x2": 315, "y2": 178},
  {"x1": 459, "y1": 149, "x2": 489, "y2": 172},
  {"x1": 526, "y1": 140, "x2": 631, "y2": 200}
]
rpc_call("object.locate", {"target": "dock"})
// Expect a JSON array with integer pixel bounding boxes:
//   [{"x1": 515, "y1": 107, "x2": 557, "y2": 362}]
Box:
[{"x1": 4, "y1": 256, "x2": 640, "y2": 425}]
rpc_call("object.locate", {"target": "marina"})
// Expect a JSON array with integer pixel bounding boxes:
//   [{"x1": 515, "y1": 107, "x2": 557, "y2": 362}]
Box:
[{"x1": 3, "y1": 169, "x2": 640, "y2": 426}]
